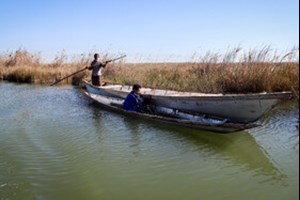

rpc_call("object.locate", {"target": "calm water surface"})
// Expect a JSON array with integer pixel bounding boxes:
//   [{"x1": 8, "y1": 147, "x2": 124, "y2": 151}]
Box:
[{"x1": 0, "y1": 82, "x2": 298, "y2": 200}]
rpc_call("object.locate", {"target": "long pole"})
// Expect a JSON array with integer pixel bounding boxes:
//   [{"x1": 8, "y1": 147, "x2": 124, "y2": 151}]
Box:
[
  {"x1": 50, "y1": 55, "x2": 126, "y2": 86},
  {"x1": 50, "y1": 67, "x2": 87, "y2": 86},
  {"x1": 104, "y1": 55, "x2": 126, "y2": 63}
]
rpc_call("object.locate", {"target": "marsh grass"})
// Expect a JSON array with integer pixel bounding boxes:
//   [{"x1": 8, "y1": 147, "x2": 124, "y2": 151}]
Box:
[
  {"x1": 105, "y1": 46, "x2": 299, "y2": 98},
  {"x1": 0, "y1": 49, "x2": 92, "y2": 85},
  {"x1": 0, "y1": 47, "x2": 299, "y2": 98}
]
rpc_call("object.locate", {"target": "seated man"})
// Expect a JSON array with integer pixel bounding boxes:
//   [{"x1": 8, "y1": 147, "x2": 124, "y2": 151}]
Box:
[{"x1": 123, "y1": 84, "x2": 143, "y2": 112}]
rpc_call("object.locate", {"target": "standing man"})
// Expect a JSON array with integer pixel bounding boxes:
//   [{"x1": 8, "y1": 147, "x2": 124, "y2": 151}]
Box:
[{"x1": 87, "y1": 53, "x2": 107, "y2": 86}]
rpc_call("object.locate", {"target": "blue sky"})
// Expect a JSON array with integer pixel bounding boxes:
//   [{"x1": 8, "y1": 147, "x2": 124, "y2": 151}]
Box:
[{"x1": 0, "y1": 0, "x2": 299, "y2": 62}]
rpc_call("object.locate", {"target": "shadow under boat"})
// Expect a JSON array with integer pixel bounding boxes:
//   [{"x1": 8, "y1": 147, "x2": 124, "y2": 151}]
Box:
[{"x1": 164, "y1": 125, "x2": 287, "y2": 184}]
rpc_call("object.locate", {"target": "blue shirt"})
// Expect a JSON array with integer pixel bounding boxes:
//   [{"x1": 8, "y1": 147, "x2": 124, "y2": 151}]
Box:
[{"x1": 123, "y1": 91, "x2": 142, "y2": 112}]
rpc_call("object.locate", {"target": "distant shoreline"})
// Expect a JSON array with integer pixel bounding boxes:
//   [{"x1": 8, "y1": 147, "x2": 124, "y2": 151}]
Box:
[{"x1": 0, "y1": 49, "x2": 299, "y2": 99}]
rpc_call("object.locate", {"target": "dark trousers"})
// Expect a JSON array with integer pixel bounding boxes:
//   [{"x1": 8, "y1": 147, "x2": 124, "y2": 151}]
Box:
[{"x1": 92, "y1": 75, "x2": 101, "y2": 86}]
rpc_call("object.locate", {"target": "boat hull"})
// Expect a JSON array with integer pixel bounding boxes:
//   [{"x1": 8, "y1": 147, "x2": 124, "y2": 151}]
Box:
[
  {"x1": 83, "y1": 81, "x2": 292, "y2": 123},
  {"x1": 148, "y1": 95, "x2": 282, "y2": 123},
  {"x1": 83, "y1": 91, "x2": 259, "y2": 133}
]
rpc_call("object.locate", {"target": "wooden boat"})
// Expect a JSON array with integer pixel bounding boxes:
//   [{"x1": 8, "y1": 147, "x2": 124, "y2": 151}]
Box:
[
  {"x1": 83, "y1": 80, "x2": 292, "y2": 123},
  {"x1": 83, "y1": 91, "x2": 259, "y2": 133}
]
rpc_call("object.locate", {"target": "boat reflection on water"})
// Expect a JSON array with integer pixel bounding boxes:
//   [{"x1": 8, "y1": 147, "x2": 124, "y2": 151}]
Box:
[{"x1": 87, "y1": 99, "x2": 288, "y2": 187}]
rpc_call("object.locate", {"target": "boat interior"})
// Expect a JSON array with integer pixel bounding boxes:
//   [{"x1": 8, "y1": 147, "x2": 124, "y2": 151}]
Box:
[
  {"x1": 104, "y1": 83, "x2": 222, "y2": 97},
  {"x1": 89, "y1": 91, "x2": 228, "y2": 125}
]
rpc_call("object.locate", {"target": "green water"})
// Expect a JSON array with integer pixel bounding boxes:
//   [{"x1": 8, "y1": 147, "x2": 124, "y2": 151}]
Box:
[{"x1": 0, "y1": 82, "x2": 298, "y2": 200}]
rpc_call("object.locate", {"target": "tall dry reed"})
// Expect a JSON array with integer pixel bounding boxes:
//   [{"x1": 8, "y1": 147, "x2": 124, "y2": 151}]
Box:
[
  {"x1": 0, "y1": 49, "x2": 92, "y2": 85},
  {"x1": 0, "y1": 47, "x2": 299, "y2": 98},
  {"x1": 105, "y1": 46, "x2": 299, "y2": 98}
]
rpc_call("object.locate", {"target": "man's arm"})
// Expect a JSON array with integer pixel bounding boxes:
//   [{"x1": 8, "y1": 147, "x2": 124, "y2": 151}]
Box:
[{"x1": 87, "y1": 60, "x2": 97, "y2": 70}]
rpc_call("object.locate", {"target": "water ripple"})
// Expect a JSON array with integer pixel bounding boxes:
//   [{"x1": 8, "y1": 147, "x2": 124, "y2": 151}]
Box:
[{"x1": 0, "y1": 83, "x2": 298, "y2": 200}]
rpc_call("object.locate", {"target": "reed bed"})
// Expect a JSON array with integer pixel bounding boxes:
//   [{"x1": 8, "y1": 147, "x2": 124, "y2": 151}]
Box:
[
  {"x1": 0, "y1": 49, "x2": 92, "y2": 85},
  {"x1": 0, "y1": 47, "x2": 299, "y2": 98},
  {"x1": 105, "y1": 47, "x2": 299, "y2": 98}
]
